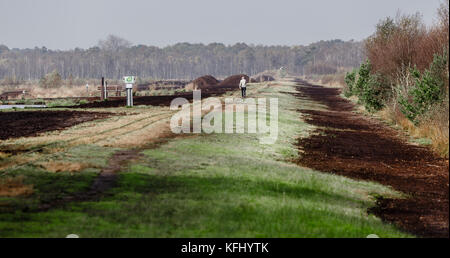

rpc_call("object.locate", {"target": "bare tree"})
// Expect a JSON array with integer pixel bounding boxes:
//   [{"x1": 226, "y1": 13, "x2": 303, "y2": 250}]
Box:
[{"x1": 98, "y1": 35, "x2": 132, "y2": 51}]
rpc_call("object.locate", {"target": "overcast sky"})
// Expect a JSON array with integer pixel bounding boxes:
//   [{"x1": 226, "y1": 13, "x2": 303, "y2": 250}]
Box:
[{"x1": 0, "y1": 0, "x2": 443, "y2": 50}]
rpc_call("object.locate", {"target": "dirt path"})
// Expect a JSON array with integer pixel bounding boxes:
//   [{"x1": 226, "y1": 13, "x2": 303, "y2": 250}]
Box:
[
  {"x1": 36, "y1": 149, "x2": 142, "y2": 211},
  {"x1": 36, "y1": 135, "x2": 181, "y2": 211},
  {"x1": 293, "y1": 79, "x2": 449, "y2": 238}
]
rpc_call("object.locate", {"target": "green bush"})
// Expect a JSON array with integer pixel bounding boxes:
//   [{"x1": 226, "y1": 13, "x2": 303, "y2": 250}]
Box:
[
  {"x1": 344, "y1": 69, "x2": 357, "y2": 97},
  {"x1": 398, "y1": 51, "x2": 448, "y2": 124},
  {"x1": 344, "y1": 60, "x2": 388, "y2": 112},
  {"x1": 354, "y1": 60, "x2": 371, "y2": 96},
  {"x1": 360, "y1": 73, "x2": 387, "y2": 112}
]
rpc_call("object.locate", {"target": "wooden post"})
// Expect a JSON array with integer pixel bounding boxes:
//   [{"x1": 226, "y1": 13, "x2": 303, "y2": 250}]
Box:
[{"x1": 101, "y1": 77, "x2": 105, "y2": 100}]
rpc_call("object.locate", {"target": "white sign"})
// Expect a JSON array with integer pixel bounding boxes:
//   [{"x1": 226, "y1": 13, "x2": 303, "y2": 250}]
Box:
[
  {"x1": 126, "y1": 83, "x2": 133, "y2": 89},
  {"x1": 123, "y1": 76, "x2": 136, "y2": 84}
]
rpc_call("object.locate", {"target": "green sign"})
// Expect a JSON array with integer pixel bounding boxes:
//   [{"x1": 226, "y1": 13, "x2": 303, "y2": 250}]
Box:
[{"x1": 123, "y1": 76, "x2": 136, "y2": 84}]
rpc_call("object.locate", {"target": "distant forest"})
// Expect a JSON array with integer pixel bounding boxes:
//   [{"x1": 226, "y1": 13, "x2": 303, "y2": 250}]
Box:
[{"x1": 0, "y1": 36, "x2": 364, "y2": 81}]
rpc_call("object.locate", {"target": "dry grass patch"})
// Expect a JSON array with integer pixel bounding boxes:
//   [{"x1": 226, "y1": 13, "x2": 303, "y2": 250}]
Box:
[
  {"x1": 38, "y1": 161, "x2": 96, "y2": 173},
  {"x1": 379, "y1": 104, "x2": 449, "y2": 158},
  {"x1": 0, "y1": 152, "x2": 11, "y2": 159},
  {"x1": 0, "y1": 176, "x2": 34, "y2": 197},
  {"x1": 0, "y1": 156, "x2": 37, "y2": 171},
  {"x1": 417, "y1": 118, "x2": 449, "y2": 157}
]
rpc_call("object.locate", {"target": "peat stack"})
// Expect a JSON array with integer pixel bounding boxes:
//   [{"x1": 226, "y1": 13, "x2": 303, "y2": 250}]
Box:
[
  {"x1": 217, "y1": 74, "x2": 249, "y2": 88},
  {"x1": 185, "y1": 75, "x2": 220, "y2": 90}
]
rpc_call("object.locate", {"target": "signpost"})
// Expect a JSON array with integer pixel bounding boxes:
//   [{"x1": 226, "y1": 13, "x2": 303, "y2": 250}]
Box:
[
  {"x1": 123, "y1": 76, "x2": 136, "y2": 107},
  {"x1": 105, "y1": 80, "x2": 108, "y2": 99}
]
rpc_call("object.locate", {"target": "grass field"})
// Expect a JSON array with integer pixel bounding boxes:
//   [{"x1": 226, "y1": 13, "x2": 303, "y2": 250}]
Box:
[{"x1": 0, "y1": 80, "x2": 412, "y2": 237}]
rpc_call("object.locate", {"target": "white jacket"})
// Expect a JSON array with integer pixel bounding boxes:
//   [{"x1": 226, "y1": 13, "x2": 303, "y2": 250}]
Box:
[{"x1": 239, "y1": 78, "x2": 247, "y2": 88}]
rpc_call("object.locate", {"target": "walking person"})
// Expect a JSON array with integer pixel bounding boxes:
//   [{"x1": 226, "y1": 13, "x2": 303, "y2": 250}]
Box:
[{"x1": 239, "y1": 76, "x2": 247, "y2": 98}]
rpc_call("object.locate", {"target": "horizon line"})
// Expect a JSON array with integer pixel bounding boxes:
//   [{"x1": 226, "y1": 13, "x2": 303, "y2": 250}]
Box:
[{"x1": 0, "y1": 38, "x2": 362, "y2": 52}]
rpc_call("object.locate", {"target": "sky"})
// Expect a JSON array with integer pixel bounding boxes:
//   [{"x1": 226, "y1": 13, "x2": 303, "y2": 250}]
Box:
[{"x1": 0, "y1": 0, "x2": 443, "y2": 50}]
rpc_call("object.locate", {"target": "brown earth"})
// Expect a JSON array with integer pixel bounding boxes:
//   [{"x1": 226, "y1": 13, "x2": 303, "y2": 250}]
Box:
[
  {"x1": 193, "y1": 75, "x2": 220, "y2": 88},
  {"x1": 72, "y1": 89, "x2": 233, "y2": 108},
  {"x1": 73, "y1": 93, "x2": 197, "y2": 108},
  {"x1": 191, "y1": 74, "x2": 250, "y2": 94},
  {"x1": 187, "y1": 74, "x2": 250, "y2": 93},
  {"x1": 185, "y1": 75, "x2": 220, "y2": 91},
  {"x1": 293, "y1": 79, "x2": 449, "y2": 238},
  {"x1": 0, "y1": 110, "x2": 113, "y2": 140},
  {"x1": 217, "y1": 74, "x2": 249, "y2": 88}
]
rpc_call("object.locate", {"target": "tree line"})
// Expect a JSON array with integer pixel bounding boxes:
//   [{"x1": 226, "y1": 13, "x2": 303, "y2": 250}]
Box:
[{"x1": 0, "y1": 36, "x2": 363, "y2": 83}]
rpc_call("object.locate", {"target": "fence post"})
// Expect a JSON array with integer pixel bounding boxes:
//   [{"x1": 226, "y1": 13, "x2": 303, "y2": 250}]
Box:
[{"x1": 101, "y1": 77, "x2": 105, "y2": 100}]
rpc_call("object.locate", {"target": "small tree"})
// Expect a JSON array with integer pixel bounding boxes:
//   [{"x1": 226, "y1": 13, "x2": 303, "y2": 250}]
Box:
[
  {"x1": 39, "y1": 70, "x2": 62, "y2": 88},
  {"x1": 354, "y1": 59, "x2": 371, "y2": 96},
  {"x1": 344, "y1": 60, "x2": 389, "y2": 112},
  {"x1": 344, "y1": 69, "x2": 357, "y2": 97},
  {"x1": 361, "y1": 73, "x2": 387, "y2": 112},
  {"x1": 398, "y1": 51, "x2": 448, "y2": 124}
]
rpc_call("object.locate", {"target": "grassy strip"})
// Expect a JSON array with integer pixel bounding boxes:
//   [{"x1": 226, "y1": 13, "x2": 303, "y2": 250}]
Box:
[
  {"x1": 0, "y1": 144, "x2": 119, "y2": 213},
  {"x1": 0, "y1": 82, "x2": 412, "y2": 237}
]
